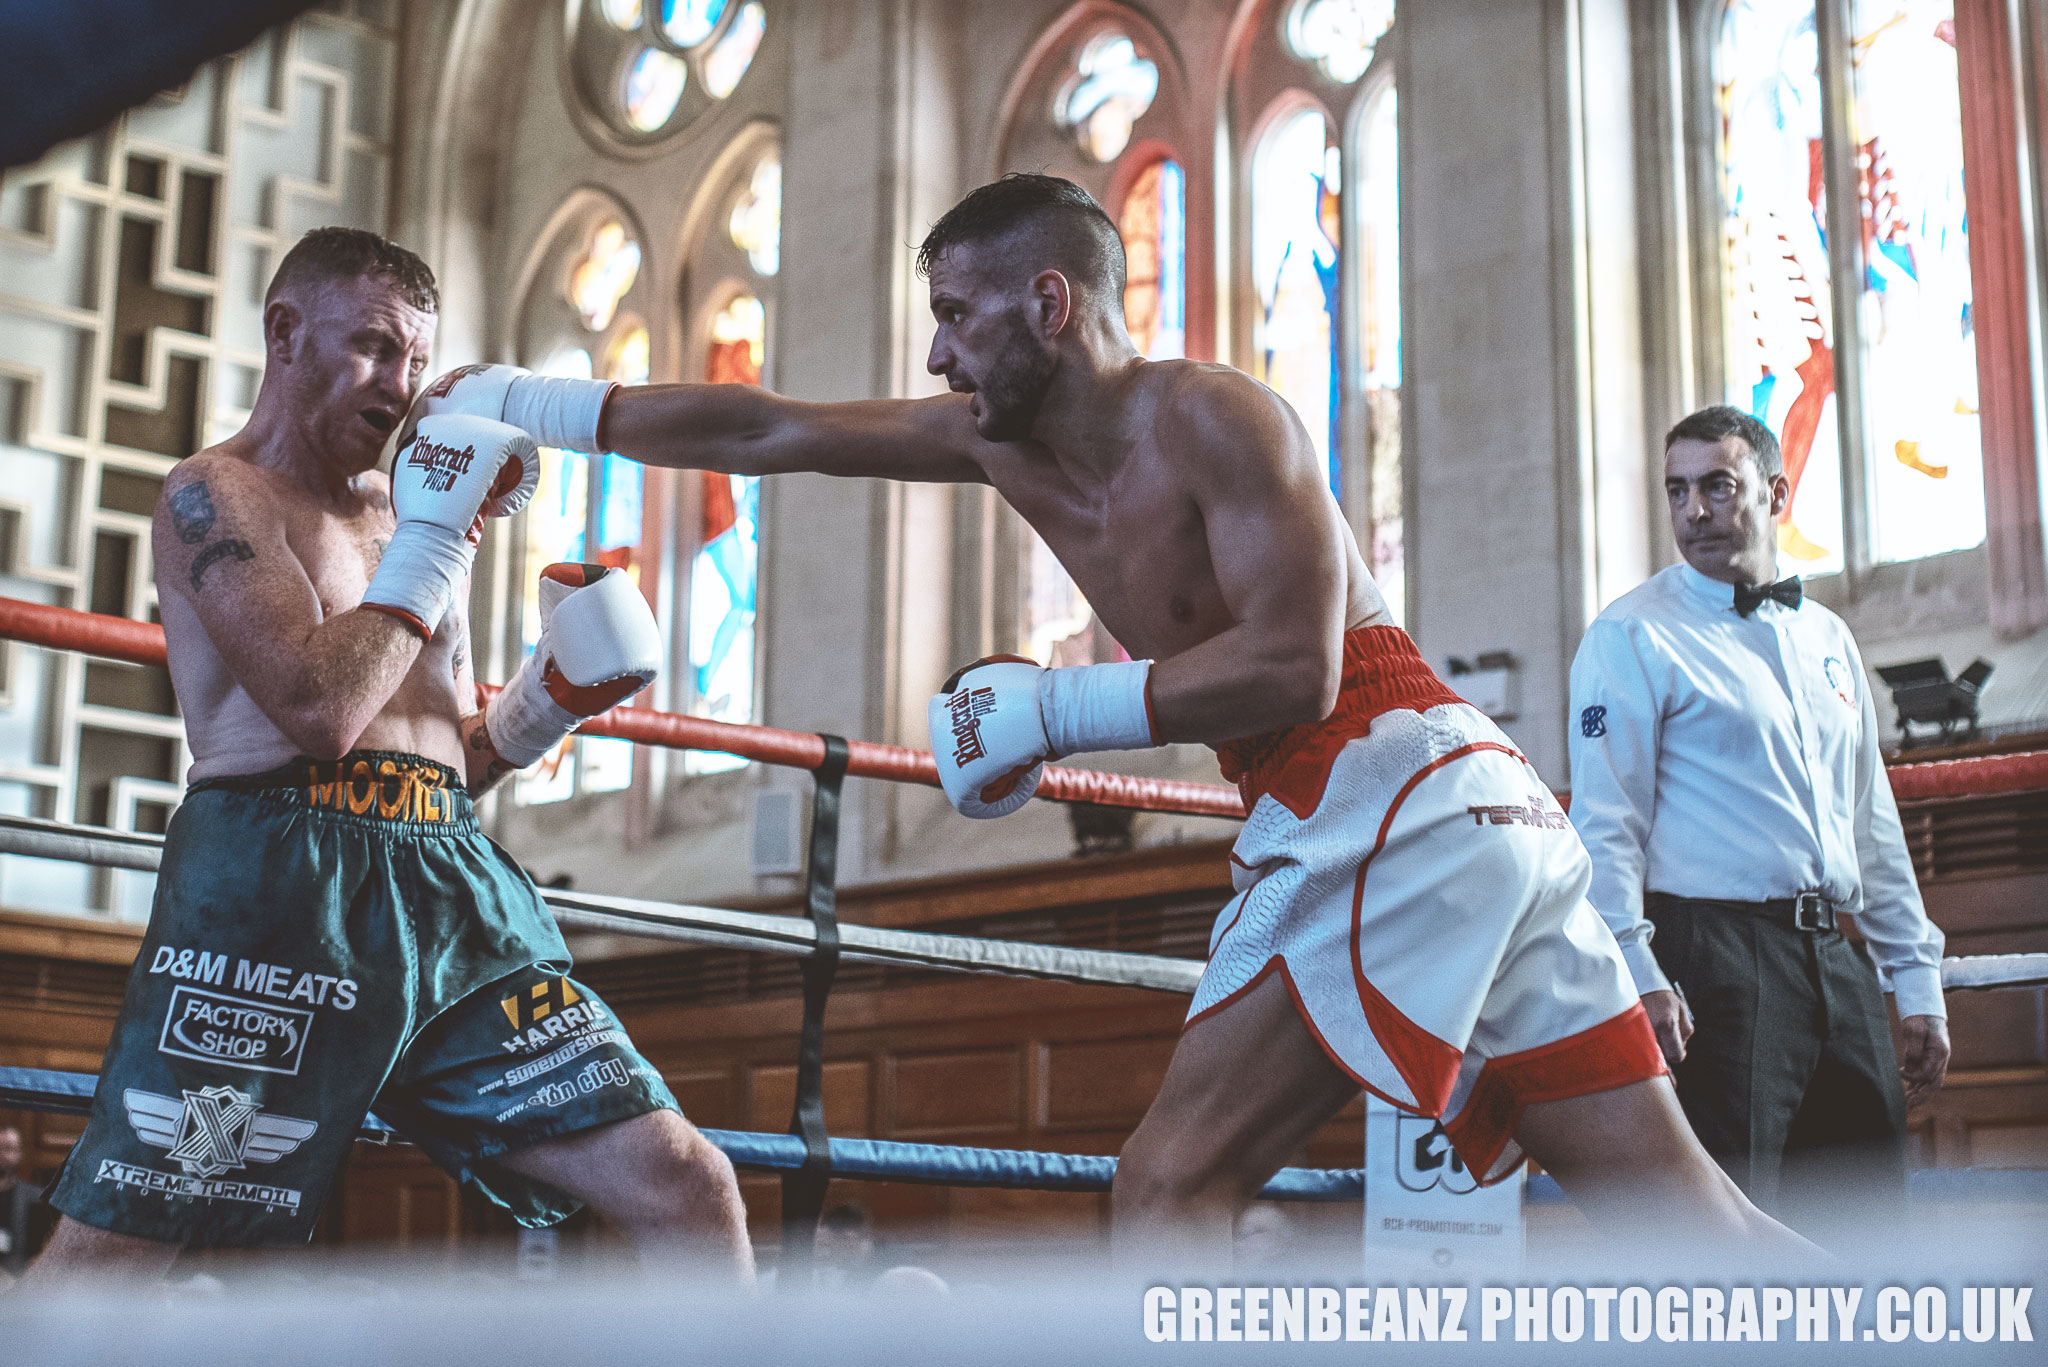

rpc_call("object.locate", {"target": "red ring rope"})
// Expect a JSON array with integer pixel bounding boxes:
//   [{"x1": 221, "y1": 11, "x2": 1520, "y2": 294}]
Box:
[
  {"x1": 0, "y1": 595, "x2": 1251, "y2": 818},
  {"x1": 5, "y1": 595, "x2": 2040, "y2": 810}
]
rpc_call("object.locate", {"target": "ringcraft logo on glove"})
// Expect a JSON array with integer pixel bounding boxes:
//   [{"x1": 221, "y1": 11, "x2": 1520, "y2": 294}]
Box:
[
  {"x1": 404, "y1": 436, "x2": 479, "y2": 492},
  {"x1": 947, "y1": 686, "x2": 998, "y2": 765}
]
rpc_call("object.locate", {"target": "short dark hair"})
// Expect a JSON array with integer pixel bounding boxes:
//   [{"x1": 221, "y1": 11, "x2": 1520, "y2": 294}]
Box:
[
  {"x1": 265, "y1": 226, "x2": 438, "y2": 312},
  {"x1": 916, "y1": 173, "x2": 1126, "y2": 303},
  {"x1": 1665, "y1": 404, "x2": 1782, "y2": 480}
]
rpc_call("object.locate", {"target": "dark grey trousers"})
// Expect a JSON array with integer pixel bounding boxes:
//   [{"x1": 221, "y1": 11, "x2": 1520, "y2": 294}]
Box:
[{"x1": 1646, "y1": 894, "x2": 1908, "y2": 1220}]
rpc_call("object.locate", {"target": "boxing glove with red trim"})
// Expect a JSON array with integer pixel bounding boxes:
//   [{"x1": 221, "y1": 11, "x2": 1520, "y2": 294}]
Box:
[
  {"x1": 485, "y1": 563, "x2": 662, "y2": 768},
  {"x1": 363, "y1": 413, "x2": 538, "y2": 639},
  {"x1": 399, "y1": 362, "x2": 615, "y2": 456},
  {"x1": 927, "y1": 656, "x2": 1157, "y2": 819}
]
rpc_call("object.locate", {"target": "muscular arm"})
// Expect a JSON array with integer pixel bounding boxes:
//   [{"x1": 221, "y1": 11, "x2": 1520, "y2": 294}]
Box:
[
  {"x1": 600, "y1": 382, "x2": 992, "y2": 484},
  {"x1": 153, "y1": 460, "x2": 421, "y2": 760},
  {"x1": 1145, "y1": 377, "x2": 1349, "y2": 743}
]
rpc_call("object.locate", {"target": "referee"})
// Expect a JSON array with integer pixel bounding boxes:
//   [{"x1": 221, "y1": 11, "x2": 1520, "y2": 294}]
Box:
[{"x1": 1567, "y1": 406, "x2": 1949, "y2": 1223}]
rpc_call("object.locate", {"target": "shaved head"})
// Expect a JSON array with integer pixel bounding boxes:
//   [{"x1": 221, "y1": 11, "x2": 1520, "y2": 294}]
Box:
[
  {"x1": 265, "y1": 226, "x2": 438, "y2": 314},
  {"x1": 917, "y1": 174, "x2": 1126, "y2": 312}
]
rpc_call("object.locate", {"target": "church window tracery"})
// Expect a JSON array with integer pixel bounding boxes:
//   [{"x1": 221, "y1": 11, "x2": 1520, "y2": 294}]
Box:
[
  {"x1": 1057, "y1": 33, "x2": 1159, "y2": 163},
  {"x1": 1286, "y1": 0, "x2": 1395, "y2": 84}
]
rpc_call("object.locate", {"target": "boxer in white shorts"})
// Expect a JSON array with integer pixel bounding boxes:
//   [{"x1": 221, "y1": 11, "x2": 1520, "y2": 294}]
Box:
[
  {"x1": 1196, "y1": 626, "x2": 1659, "y2": 1186},
  {"x1": 528, "y1": 173, "x2": 1812, "y2": 1268}
]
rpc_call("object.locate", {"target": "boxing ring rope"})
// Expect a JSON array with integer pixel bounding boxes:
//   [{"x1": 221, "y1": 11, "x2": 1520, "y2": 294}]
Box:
[
  {"x1": 0, "y1": 1063, "x2": 1364, "y2": 1201},
  {"x1": 0, "y1": 815, "x2": 1206, "y2": 992},
  {"x1": 0, "y1": 596, "x2": 1248, "y2": 818},
  {"x1": 4, "y1": 592, "x2": 2038, "y2": 805},
  {"x1": 2, "y1": 812, "x2": 2038, "y2": 994},
  {"x1": 2, "y1": 595, "x2": 2046, "y2": 1236}
]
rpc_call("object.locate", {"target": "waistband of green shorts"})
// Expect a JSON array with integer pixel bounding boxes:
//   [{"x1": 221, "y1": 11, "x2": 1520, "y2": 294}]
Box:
[{"x1": 188, "y1": 751, "x2": 475, "y2": 830}]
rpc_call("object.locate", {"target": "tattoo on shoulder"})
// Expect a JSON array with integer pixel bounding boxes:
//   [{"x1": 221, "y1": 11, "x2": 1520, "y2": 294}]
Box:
[
  {"x1": 450, "y1": 647, "x2": 466, "y2": 681},
  {"x1": 368, "y1": 536, "x2": 389, "y2": 571},
  {"x1": 168, "y1": 482, "x2": 217, "y2": 545},
  {"x1": 189, "y1": 538, "x2": 255, "y2": 591}
]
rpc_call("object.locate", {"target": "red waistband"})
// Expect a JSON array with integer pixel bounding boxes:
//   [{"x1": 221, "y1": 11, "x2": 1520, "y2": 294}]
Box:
[{"x1": 1216, "y1": 626, "x2": 1463, "y2": 818}]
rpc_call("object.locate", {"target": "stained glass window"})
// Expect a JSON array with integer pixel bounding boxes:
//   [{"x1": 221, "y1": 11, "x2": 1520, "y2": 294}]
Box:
[
  {"x1": 607, "y1": 321, "x2": 651, "y2": 387},
  {"x1": 569, "y1": 220, "x2": 642, "y2": 332},
  {"x1": 1717, "y1": 0, "x2": 1985, "y2": 575},
  {"x1": 1287, "y1": 0, "x2": 1395, "y2": 83},
  {"x1": 661, "y1": 0, "x2": 726, "y2": 47},
  {"x1": 687, "y1": 294, "x2": 765, "y2": 773},
  {"x1": 517, "y1": 348, "x2": 596, "y2": 805},
  {"x1": 728, "y1": 152, "x2": 781, "y2": 276},
  {"x1": 701, "y1": 1, "x2": 765, "y2": 98},
  {"x1": 1119, "y1": 158, "x2": 1185, "y2": 361},
  {"x1": 525, "y1": 438, "x2": 592, "y2": 622},
  {"x1": 1851, "y1": 0, "x2": 1982, "y2": 564},
  {"x1": 600, "y1": 0, "x2": 643, "y2": 31},
  {"x1": 620, "y1": 47, "x2": 687, "y2": 133},
  {"x1": 1718, "y1": 0, "x2": 1842, "y2": 575},
  {"x1": 707, "y1": 293, "x2": 765, "y2": 384},
  {"x1": 583, "y1": 448, "x2": 644, "y2": 799},
  {"x1": 584, "y1": 327, "x2": 654, "y2": 793},
  {"x1": 1058, "y1": 33, "x2": 1159, "y2": 163},
  {"x1": 1356, "y1": 87, "x2": 1403, "y2": 624},
  {"x1": 1253, "y1": 106, "x2": 1342, "y2": 493}
]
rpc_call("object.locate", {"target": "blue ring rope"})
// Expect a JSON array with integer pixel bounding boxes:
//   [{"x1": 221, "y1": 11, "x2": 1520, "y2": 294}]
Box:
[
  {"x1": 0, "y1": 1066, "x2": 1363, "y2": 1203},
  {"x1": 12, "y1": 1066, "x2": 2038, "y2": 1206}
]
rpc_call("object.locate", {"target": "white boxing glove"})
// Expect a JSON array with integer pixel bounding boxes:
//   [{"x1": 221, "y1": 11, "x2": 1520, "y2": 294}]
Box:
[
  {"x1": 399, "y1": 362, "x2": 615, "y2": 456},
  {"x1": 485, "y1": 563, "x2": 662, "y2": 768},
  {"x1": 364, "y1": 414, "x2": 539, "y2": 639},
  {"x1": 927, "y1": 655, "x2": 1158, "y2": 819}
]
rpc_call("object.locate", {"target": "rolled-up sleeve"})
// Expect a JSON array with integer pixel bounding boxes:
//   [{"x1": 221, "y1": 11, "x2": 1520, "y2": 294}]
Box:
[
  {"x1": 1848, "y1": 642, "x2": 1947, "y2": 1019},
  {"x1": 1568, "y1": 619, "x2": 1670, "y2": 995}
]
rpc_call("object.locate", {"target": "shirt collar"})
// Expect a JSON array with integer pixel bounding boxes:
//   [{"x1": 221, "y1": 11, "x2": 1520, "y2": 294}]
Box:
[{"x1": 1675, "y1": 561, "x2": 1743, "y2": 615}]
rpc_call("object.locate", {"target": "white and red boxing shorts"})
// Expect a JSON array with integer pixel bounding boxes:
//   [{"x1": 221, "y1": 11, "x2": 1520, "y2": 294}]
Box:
[{"x1": 1198, "y1": 626, "x2": 1664, "y2": 1184}]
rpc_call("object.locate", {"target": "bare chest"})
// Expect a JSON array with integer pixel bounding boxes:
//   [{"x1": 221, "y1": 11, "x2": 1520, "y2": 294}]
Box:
[
  {"x1": 987, "y1": 457, "x2": 1230, "y2": 658},
  {"x1": 284, "y1": 502, "x2": 396, "y2": 617},
  {"x1": 275, "y1": 496, "x2": 463, "y2": 679}
]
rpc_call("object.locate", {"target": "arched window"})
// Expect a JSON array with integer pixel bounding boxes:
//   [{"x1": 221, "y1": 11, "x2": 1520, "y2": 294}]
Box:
[
  {"x1": 1715, "y1": 0, "x2": 1988, "y2": 577},
  {"x1": 566, "y1": 0, "x2": 769, "y2": 150},
  {"x1": 1351, "y1": 79, "x2": 1402, "y2": 620},
  {"x1": 1251, "y1": 104, "x2": 1341, "y2": 492},
  {"x1": 1119, "y1": 156, "x2": 1185, "y2": 361},
  {"x1": 679, "y1": 135, "x2": 779, "y2": 772},
  {"x1": 513, "y1": 201, "x2": 656, "y2": 803},
  {"x1": 1057, "y1": 31, "x2": 1159, "y2": 163},
  {"x1": 996, "y1": 8, "x2": 1200, "y2": 664},
  {"x1": 1234, "y1": 0, "x2": 1401, "y2": 618},
  {"x1": 690, "y1": 291, "x2": 765, "y2": 768}
]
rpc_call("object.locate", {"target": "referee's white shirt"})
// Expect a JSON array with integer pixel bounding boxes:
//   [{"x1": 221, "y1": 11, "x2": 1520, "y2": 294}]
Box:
[{"x1": 1567, "y1": 562, "x2": 1946, "y2": 1021}]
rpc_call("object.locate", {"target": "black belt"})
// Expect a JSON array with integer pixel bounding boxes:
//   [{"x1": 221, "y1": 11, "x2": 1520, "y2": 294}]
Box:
[{"x1": 1648, "y1": 891, "x2": 1840, "y2": 933}]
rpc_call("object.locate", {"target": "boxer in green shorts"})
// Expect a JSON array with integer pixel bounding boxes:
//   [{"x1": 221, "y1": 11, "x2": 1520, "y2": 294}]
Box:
[{"x1": 30, "y1": 229, "x2": 751, "y2": 1281}]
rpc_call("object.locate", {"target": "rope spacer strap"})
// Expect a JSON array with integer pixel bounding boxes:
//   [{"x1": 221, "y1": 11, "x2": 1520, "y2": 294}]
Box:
[{"x1": 780, "y1": 734, "x2": 848, "y2": 1273}]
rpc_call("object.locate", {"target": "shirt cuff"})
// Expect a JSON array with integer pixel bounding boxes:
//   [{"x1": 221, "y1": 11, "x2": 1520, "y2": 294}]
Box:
[
  {"x1": 1888, "y1": 963, "x2": 1946, "y2": 1021},
  {"x1": 1622, "y1": 940, "x2": 1672, "y2": 997}
]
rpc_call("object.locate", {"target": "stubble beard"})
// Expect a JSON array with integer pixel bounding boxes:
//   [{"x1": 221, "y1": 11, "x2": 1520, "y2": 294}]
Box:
[{"x1": 974, "y1": 312, "x2": 1057, "y2": 443}]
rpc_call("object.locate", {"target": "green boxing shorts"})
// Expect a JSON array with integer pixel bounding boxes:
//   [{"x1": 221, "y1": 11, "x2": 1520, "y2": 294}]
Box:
[{"x1": 48, "y1": 750, "x2": 678, "y2": 1247}]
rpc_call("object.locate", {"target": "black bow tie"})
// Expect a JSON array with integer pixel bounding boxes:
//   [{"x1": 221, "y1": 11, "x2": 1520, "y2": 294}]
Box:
[{"x1": 1734, "y1": 576, "x2": 1803, "y2": 616}]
